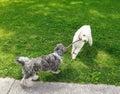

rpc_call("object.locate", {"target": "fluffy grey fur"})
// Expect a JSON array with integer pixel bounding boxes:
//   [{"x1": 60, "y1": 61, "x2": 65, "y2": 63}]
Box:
[{"x1": 16, "y1": 43, "x2": 66, "y2": 86}]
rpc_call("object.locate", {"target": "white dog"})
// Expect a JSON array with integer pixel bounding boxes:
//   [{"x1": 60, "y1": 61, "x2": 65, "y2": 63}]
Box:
[{"x1": 71, "y1": 25, "x2": 92, "y2": 59}]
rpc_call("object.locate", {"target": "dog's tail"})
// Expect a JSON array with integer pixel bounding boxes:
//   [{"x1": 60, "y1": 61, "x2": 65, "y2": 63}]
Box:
[{"x1": 15, "y1": 56, "x2": 29, "y2": 66}]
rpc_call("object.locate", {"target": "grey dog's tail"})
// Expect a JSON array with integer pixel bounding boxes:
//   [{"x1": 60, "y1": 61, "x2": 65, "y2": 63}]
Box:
[{"x1": 15, "y1": 57, "x2": 25, "y2": 66}]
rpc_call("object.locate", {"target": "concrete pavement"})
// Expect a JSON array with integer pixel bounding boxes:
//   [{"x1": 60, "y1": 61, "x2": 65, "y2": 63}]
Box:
[{"x1": 0, "y1": 78, "x2": 120, "y2": 94}]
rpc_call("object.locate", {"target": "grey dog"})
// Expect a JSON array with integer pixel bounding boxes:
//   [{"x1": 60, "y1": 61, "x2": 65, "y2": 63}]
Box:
[{"x1": 16, "y1": 43, "x2": 66, "y2": 86}]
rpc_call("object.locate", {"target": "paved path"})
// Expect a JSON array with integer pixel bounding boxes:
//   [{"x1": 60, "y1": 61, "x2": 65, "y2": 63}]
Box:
[{"x1": 0, "y1": 78, "x2": 120, "y2": 94}]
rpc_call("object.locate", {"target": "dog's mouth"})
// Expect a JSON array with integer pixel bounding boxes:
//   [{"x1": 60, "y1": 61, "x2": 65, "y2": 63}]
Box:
[{"x1": 83, "y1": 40, "x2": 87, "y2": 43}]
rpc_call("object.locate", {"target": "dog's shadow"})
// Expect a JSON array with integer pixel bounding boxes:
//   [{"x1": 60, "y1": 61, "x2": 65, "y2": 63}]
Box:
[
  {"x1": 76, "y1": 44, "x2": 98, "y2": 66},
  {"x1": 42, "y1": 63, "x2": 77, "y2": 83},
  {"x1": 36, "y1": 44, "x2": 98, "y2": 83}
]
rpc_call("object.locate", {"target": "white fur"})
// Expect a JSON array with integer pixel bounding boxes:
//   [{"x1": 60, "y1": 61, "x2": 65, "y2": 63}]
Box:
[
  {"x1": 71, "y1": 25, "x2": 92, "y2": 59},
  {"x1": 17, "y1": 57, "x2": 30, "y2": 63}
]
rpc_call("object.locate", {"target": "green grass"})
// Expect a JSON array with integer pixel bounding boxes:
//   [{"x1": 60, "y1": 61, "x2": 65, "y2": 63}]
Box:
[{"x1": 0, "y1": 0, "x2": 120, "y2": 85}]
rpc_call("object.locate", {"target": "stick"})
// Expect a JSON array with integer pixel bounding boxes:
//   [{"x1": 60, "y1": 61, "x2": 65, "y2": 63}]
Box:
[{"x1": 66, "y1": 39, "x2": 81, "y2": 49}]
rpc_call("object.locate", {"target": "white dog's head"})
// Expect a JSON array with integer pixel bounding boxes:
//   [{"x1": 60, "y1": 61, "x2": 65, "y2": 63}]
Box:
[
  {"x1": 78, "y1": 25, "x2": 92, "y2": 46},
  {"x1": 71, "y1": 25, "x2": 93, "y2": 59}
]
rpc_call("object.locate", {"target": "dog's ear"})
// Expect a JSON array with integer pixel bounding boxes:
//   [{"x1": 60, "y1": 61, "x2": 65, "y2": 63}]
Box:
[
  {"x1": 88, "y1": 33, "x2": 92, "y2": 46},
  {"x1": 54, "y1": 45, "x2": 59, "y2": 51},
  {"x1": 78, "y1": 31, "x2": 82, "y2": 40}
]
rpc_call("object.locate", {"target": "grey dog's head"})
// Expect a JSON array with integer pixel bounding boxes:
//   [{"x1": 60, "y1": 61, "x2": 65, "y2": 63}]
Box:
[{"x1": 54, "y1": 43, "x2": 66, "y2": 56}]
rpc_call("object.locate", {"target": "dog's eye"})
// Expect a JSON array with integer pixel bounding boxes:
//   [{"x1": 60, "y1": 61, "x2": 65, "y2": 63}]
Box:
[{"x1": 83, "y1": 35, "x2": 86, "y2": 36}]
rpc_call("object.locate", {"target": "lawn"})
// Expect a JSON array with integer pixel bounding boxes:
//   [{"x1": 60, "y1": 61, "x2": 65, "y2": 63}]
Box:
[{"x1": 0, "y1": 0, "x2": 120, "y2": 85}]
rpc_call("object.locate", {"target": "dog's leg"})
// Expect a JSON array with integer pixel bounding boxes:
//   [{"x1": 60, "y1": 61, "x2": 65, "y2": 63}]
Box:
[
  {"x1": 72, "y1": 42, "x2": 85, "y2": 59},
  {"x1": 20, "y1": 77, "x2": 28, "y2": 86},
  {"x1": 71, "y1": 45, "x2": 76, "y2": 55},
  {"x1": 72, "y1": 47, "x2": 81, "y2": 59},
  {"x1": 20, "y1": 74, "x2": 35, "y2": 87},
  {"x1": 20, "y1": 71, "x2": 35, "y2": 85},
  {"x1": 71, "y1": 45, "x2": 78, "y2": 59}
]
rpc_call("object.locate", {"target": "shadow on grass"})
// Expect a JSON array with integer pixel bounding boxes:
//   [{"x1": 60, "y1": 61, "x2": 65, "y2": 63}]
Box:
[{"x1": 43, "y1": 44, "x2": 98, "y2": 83}]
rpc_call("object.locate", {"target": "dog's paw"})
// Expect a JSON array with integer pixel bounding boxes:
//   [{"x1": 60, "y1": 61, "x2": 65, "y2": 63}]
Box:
[
  {"x1": 32, "y1": 75, "x2": 39, "y2": 80},
  {"x1": 20, "y1": 79, "x2": 27, "y2": 86},
  {"x1": 20, "y1": 78, "x2": 33, "y2": 87},
  {"x1": 52, "y1": 70, "x2": 60, "y2": 74}
]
